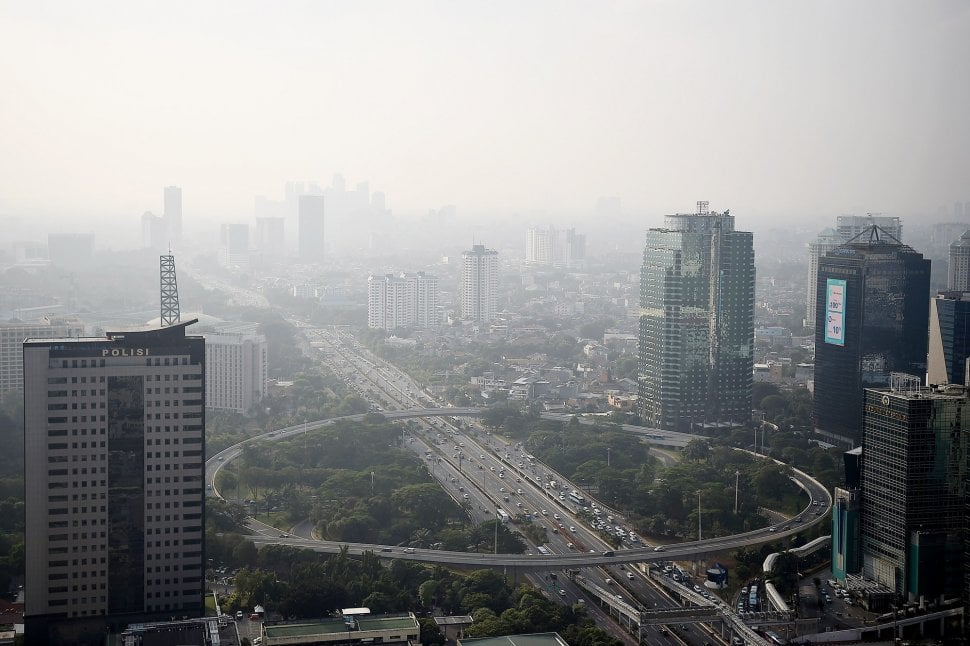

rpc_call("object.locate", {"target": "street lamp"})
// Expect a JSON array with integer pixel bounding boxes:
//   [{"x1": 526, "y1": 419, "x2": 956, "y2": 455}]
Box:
[{"x1": 734, "y1": 470, "x2": 740, "y2": 514}]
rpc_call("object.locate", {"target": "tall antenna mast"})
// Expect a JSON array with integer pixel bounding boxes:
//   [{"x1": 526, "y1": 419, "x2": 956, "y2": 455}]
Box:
[{"x1": 160, "y1": 252, "x2": 181, "y2": 327}]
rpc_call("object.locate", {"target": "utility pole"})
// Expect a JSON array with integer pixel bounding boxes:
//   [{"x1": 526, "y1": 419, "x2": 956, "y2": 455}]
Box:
[{"x1": 607, "y1": 447, "x2": 611, "y2": 467}]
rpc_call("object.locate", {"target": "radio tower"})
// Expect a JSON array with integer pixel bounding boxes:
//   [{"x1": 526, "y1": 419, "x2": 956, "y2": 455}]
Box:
[{"x1": 160, "y1": 252, "x2": 181, "y2": 327}]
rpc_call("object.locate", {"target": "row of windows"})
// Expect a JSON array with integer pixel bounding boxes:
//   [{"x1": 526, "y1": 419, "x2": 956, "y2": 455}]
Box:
[{"x1": 48, "y1": 375, "x2": 106, "y2": 383}]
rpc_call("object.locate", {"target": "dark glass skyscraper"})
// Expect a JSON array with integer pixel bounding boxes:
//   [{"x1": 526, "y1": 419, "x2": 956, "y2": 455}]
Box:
[
  {"x1": 860, "y1": 378, "x2": 968, "y2": 600},
  {"x1": 638, "y1": 203, "x2": 754, "y2": 432},
  {"x1": 813, "y1": 227, "x2": 930, "y2": 444}
]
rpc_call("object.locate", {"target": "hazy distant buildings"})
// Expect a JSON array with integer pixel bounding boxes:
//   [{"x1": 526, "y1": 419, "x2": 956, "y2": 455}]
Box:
[
  {"x1": 204, "y1": 330, "x2": 268, "y2": 413},
  {"x1": 0, "y1": 319, "x2": 84, "y2": 398},
  {"x1": 367, "y1": 272, "x2": 440, "y2": 331},
  {"x1": 947, "y1": 230, "x2": 970, "y2": 291},
  {"x1": 812, "y1": 227, "x2": 930, "y2": 443},
  {"x1": 219, "y1": 224, "x2": 250, "y2": 269},
  {"x1": 526, "y1": 226, "x2": 558, "y2": 266},
  {"x1": 524, "y1": 226, "x2": 586, "y2": 269},
  {"x1": 837, "y1": 214, "x2": 902, "y2": 242},
  {"x1": 563, "y1": 228, "x2": 586, "y2": 269},
  {"x1": 23, "y1": 322, "x2": 206, "y2": 642},
  {"x1": 461, "y1": 245, "x2": 499, "y2": 323},
  {"x1": 927, "y1": 291, "x2": 970, "y2": 386},
  {"x1": 141, "y1": 212, "x2": 167, "y2": 251},
  {"x1": 48, "y1": 233, "x2": 94, "y2": 269},
  {"x1": 638, "y1": 203, "x2": 754, "y2": 432},
  {"x1": 298, "y1": 195, "x2": 326, "y2": 263},
  {"x1": 805, "y1": 228, "x2": 841, "y2": 329},
  {"x1": 255, "y1": 216, "x2": 285, "y2": 258},
  {"x1": 164, "y1": 186, "x2": 182, "y2": 245}
]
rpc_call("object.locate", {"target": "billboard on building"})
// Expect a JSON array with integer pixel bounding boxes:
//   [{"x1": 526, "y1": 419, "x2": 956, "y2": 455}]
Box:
[{"x1": 825, "y1": 278, "x2": 846, "y2": 346}]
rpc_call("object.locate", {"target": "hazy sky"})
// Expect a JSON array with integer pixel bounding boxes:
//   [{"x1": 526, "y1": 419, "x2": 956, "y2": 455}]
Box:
[{"x1": 1, "y1": 1, "x2": 969, "y2": 225}]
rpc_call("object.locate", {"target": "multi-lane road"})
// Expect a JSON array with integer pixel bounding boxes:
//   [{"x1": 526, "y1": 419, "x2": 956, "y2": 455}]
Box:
[{"x1": 207, "y1": 325, "x2": 830, "y2": 646}]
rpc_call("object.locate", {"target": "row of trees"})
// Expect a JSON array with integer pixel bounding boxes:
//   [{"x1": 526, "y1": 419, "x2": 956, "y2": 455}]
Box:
[{"x1": 214, "y1": 543, "x2": 620, "y2": 646}]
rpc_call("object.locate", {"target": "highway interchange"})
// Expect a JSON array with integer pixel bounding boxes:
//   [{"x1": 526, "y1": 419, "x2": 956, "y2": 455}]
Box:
[{"x1": 206, "y1": 325, "x2": 833, "y2": 646}]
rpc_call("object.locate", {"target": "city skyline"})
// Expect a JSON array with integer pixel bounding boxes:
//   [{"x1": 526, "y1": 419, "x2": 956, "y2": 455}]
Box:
[{"x1": 1, "y1": 2, "x2": 969, "y2": 226}]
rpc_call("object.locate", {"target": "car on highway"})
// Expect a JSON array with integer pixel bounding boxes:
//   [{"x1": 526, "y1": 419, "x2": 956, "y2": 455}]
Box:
[
  {"x1": 553, "y1": 513, "x2": 561, "y2": 520},
  {"x1": 653, "y1": 545, "x2": 664, "y2": 552},
  {"x1": 627, "y1": 572, "x2": 635, "y2": 580},
  {"x1": 569, "y1": 526, "x2": 577, "y2": 532}
]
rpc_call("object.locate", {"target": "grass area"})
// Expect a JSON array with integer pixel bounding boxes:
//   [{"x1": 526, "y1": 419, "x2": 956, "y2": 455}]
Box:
[
  {"x1": 253, "y1": 511, "x2": 291, "y2": 529},
  {"x1": 204, "y1": 592, "x2": 217, "y2": 616}
]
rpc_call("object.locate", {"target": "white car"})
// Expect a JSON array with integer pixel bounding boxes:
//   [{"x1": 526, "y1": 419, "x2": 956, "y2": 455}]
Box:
[
  {"x1": 569, "y1": 526, "x2": 577, "y2": 532},
  {"x1": 553, "y1": 513, "x2": 561, "y2": 520}
]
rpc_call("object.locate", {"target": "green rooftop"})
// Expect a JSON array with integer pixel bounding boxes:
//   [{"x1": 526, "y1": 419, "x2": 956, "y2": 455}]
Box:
[
  {"x1": 264, "y1": 618, "x2": 349, "y2": 638},
  {"x1": 357, "y1": 615, "x2": 419, "y2": 631},
  {"x1": 459, "y1": 633, "x2": 568, "y2": 646}
]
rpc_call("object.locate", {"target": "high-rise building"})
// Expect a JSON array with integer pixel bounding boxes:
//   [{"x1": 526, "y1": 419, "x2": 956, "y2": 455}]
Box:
[
  {"x1": 638, "y1": 202, "x2": 755, "y2": 432},
  {"x1": 255, "y1": 216, "x2": 285, "y2": 258},
  {"x1": 367, "y1": 272, "x2": 440, "y2": 331},
  {"x1": 927, "y1": 291, "x2": 970, "y2": 386},
  {"x1": 298, "y1": 195, "x2": 326, "y2": 263},
  {"x1": 204, "y1": 331, "x2": 267, "y2": 413},
  {"x1": 526, "y1": 226, "x2": 558, "y2": 266},
  {"x1": 163, "y1": 186, "x2": 182, "y2": 245},
  {"x1": 23, "y1": 321, "x2": 206, "y2": 642},
  {"x1": 813, "y1": 226, "x2": 930, "y2": 444},
  {"x1": 219, "y1": 224, "x2": 250, "y2": 269},
  {"x1": 860, "y1": 376, "x2": 967, "y2": 600},
  {"x1": 836, "y1": 214, "x2": 902, "y2": 242},
  {"x1": 141, "y1": 212, "x2": 167, "y2": 251},
  {"x1": 948, "y1": 230, "x2": 970, "y2": 291},
  {"x1": 805, "y1": 228, "x2": 842, "y2": 329},
  {"x1": 461, "y1": 245, "x2": 499, "y2": 323},
  {"x1": 563, "y1": 228, "x2": 586, "y2": 270},
  {"x1": 0, "y1": 319, "x2": 84, "y2": 398}
]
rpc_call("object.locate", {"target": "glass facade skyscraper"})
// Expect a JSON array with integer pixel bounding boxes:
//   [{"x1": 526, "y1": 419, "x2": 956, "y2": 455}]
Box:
[
  {"x1": 638, "y1": 204, "x2": 754, "y2": 432},
  {"x1": 860, "y1": 380, "x2": 968, "y2": 600},
  {"x1": 813, "y1": 227, "x2": 930, "y2": 444}
]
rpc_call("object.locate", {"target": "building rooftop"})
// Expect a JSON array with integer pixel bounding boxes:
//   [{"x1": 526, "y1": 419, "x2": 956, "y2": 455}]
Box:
[
  {"x1": 264, "y1": 618, "x2": 349, "y2": 638},
  {"x1": 459, "y1": 633, "x2": 569, "y2": 646}
]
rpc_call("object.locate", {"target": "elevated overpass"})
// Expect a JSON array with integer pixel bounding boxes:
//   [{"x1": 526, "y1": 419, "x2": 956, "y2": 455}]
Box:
[{"x1": 207, "y1": 406, "x2": 831, "y2": 573}]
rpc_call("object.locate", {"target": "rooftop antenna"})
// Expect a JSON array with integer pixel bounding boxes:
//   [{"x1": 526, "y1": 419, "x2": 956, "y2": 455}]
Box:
[
  {"x1": 697, "y1": 200, "x2": 709, "y2": 215},
  {"x1": 159, "y1": 249, "x2": 181, "y2": 327}
]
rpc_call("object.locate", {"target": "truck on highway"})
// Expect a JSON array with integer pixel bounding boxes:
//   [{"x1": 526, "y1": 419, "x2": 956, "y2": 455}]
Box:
[{"x1": 497, "y1": 509, "x2": 510, "y2": 523}]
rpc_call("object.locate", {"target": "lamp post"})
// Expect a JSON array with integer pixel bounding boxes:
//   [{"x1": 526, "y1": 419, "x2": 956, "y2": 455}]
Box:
[
  {"x1": 734, "y1": 470, "x2": 740, "y2": 514},
  {"x1": 697, "y1": 491, "x2": 702, "y2": 541}
]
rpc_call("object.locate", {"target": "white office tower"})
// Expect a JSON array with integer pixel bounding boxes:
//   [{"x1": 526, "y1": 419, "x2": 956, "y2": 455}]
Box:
[
  {"x1": 948, "y1": 230, "x2": 970, "y2": 291},
  {"x1": 461, "y1": 244, "x2": 499, "y2": 323},
  {"x1": 805, "y1": 228, "x2": 842, "y2": 329},
  {"x1": 0, "y1": 319, "x2": 84, "y2": 398},
  {"x1": 367, "y1": 272, "x2": 440, "y2": 330},
  {"x1": 526, "y1": 226, "x2": 558, "y2": 266},
  {"x1": 203, "y1": 331, "x2": 267, "y2": 413},
  {"x1": 23, "y1": 322, "x2": 205, "y2": 642},
  {"x1": 837, "y1": 214, "x2": 902, "y2": 242}
]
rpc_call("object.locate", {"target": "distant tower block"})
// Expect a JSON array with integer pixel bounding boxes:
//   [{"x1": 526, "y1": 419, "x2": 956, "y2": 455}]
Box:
[{"x1": 160, "y1": 254, "x2": 181, "y2": 327}]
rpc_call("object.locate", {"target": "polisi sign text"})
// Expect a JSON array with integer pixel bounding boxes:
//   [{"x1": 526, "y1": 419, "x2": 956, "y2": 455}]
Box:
[{"x1": 102, "y1": 348, "x2": 151, "y2": 357}]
